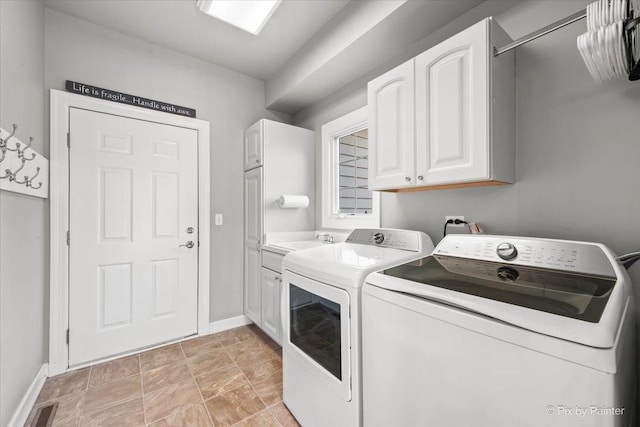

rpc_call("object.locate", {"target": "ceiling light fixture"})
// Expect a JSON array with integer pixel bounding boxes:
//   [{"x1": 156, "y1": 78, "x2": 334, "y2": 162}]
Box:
[{"x1": 196, "y1": 0, "x2": 282, "y2": 35}]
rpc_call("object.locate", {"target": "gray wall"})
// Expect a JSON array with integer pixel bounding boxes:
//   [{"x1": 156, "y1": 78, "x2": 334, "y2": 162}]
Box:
[
  {"x1": 0, "y1": 1, "x2": 48, "y2": 425},
  {"x1": 295, "y1": 0, "x2": 640, "y2": 283},
  {"x1": 44, "y1": 8, "x2": 291, "y2": 324}
]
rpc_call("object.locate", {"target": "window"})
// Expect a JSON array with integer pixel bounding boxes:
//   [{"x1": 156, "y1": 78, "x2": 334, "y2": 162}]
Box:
[
  {"x1": 338, "y1": 130, "x2": 372, "y2": 214},
  {"x1": 321, "y1": 106, "x2": 380, "y2": 229}
]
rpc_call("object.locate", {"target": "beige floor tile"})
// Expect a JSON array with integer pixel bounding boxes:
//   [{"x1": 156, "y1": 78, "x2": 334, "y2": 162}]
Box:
[
  {"x1": 204, "y1": 384, "x2": 265, "y2": 427},
  {"x1": 180, "y1": 335, "x2": 222, "y2": 358},
  {"x1": 268, "y1": 402, "x2": 301, "y2": 427},
  {"x1": 215, "y1": 326, "x2": 255, "y2": 347},
  {"x1": 247, "y1": 326, "x2": 281, "y2": 352},
  {"x1": 37, "y1": 368, "x2": 90, "y2": 404},
  {"x1": 186, "y1": 347, "x2": 234, "y2": 377},
  {"x1": 143, "y1": 378, "x2": 201, "y2": 423},
  {"x1": 251, "y1": 370, "x2": 282, "y2": 407},
  {"x1": 236, "y1": 352, "x2": 282, "y2": 382},
  {"x1": 225, "y1": 337, "x2": 270, "y2": 363},
  {"x1": 139, "y1": 344, "x2": 185, "y2": 372},
  {"x1": 88, "y1": 355, "x2": 140, "y2": 388},
  {"x1": 82, "y1": 375, "x2": 142, "y2": 416},
  {"x1": 195, "y1": 364, "x2": 248, "y2": 400},
  {"x1": 233, "y1": 408, "x2": 280, "y2": 427},
  {"x1": 26, "y1": 390, "x2": 85, "y2": 427},
  {"x1": 79, "y1": 397, "x2": 144, "y2": 427},
  {"x1": 148, "y1": 403, "x2": 212, "y2": 427},
  {"x1": 142, "y1": 359, "x2": 192, "y2": 394}
]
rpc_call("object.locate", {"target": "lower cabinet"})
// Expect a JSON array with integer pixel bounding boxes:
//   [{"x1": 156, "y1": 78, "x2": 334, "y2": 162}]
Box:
[{"x1": 261, "y1": 267, "x2": 282, "y2": 345}]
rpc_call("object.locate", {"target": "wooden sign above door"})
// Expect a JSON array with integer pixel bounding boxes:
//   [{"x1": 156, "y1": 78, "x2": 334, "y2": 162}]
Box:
[{"x1": 65, "y1": 80, "x2": 196, "y2": 118}]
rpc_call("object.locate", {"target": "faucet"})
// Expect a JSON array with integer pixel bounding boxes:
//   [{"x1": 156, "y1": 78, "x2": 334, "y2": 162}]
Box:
[{"x1": 316, "y1": 233, "x2": 335, "y2": 244}]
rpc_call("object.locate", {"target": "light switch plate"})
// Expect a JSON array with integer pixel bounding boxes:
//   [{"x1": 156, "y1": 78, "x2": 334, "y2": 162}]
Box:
[{"x1": 215, "y1": 213, "x2": 223, "y2": 226}]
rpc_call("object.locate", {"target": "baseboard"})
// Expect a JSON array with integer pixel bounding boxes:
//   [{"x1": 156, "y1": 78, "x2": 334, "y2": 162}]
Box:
[
  {"x1": 208, "y1": 315, "x2": 252, "y2": 334},
  {"x1": 7, "y1": 363, "x2": 49, "y2": 427}
]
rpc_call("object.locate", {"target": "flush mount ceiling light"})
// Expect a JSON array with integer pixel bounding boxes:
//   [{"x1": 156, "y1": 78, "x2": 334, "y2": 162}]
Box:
[{"x1": 196, "y1": 0, "x2": 282, "y2": 35}]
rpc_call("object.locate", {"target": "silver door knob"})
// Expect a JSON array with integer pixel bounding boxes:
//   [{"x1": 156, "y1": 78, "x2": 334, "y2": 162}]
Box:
[
  {"x1": 179, "y1": 241, "x2": 195, "y2": 249},
  {"x1": 405, "y1": 177, "x2": 411, "y2": 182}
]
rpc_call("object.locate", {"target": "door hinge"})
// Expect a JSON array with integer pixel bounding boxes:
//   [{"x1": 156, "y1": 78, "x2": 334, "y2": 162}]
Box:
[
  {"x1": 66, "y1": 230, "x2": 70, "y2": 245},
  {"x1": 66, "y1": 329, "x2": 70, "y2": 344},
  {"x1": 67, "y1": 132, "x2": 70, "y2": 148}
]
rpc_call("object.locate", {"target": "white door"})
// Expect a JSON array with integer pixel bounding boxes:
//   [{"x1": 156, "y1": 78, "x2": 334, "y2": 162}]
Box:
[
  {"x1": 282, "y1": 271, "x2": 352, "y2": 401},
  {"x1": 244, "y1": 120, "x2": 263, "y2": 171},
  {"x1": 368, "y1": 59, "x2": 416, "y2": 190},
  {"x1": 415, "y1": 18, "x2": 489, "y2": 186},
  {"x1": 244, "y1": 167, "x2": 263, "y2": 325},
  {"x1": 261, "y1": 268, "x2": 281, "y2": 344},
  {"x1": 68, "y1": 108, "x2": 199, "y2": 365}
]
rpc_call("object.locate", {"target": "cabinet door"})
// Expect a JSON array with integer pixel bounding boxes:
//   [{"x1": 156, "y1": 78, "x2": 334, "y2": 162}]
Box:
[
  {"x1": 415, "y1": 18, "x2": 489, "y2": 185},
  {"x1": 244, "y1": 120, "x2": 263, "y2": 171},
  {"x1": 368, "y1": 60, "x2": 416, "y2": 190},
  {"x1": 244, "y1": 168, "x2": 263, "y2": 324},
  {"x1": 261, "y1": 268, "x2": 281, "y2": 344}
]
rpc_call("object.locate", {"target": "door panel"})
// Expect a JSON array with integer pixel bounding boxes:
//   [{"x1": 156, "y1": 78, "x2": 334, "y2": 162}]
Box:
[
  {"x1": 415, "y1": 19, "x2": 489, "y2": 185},
  {"x1": 244, "y1": 168, "x2": 263, "y2": 324},
  {"x1": 368, "y1": 60, "x2": 415, "y2": 190},
  {"x1": 69, "y1": 108, "x2": 198, "y2": 365},
  {"x1": 282, "y1": 271, "x2": 352, "y2": 401},
  {"x1": 261, "y1": 268, "x2": 281, "y2": 344},
  {"x1": 244, "y1": 121, "x2": 263, "y2": 171}
]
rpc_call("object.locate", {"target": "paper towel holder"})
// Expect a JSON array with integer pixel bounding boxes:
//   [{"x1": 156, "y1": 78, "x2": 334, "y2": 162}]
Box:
[{"x1": 277, "y1": 195, "x2": 309, "y2": 209}]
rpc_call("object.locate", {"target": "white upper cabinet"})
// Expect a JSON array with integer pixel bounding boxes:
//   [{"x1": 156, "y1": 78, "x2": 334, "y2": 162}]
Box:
[
  {"x1": 415, "y1": 19, "x2": 489, "y2": 185},
  {"x1": 368, "y1": 60, "x2": 415, "y2": 190},
  {"x1": 368, "y1": 17, "x2": 514, "y2": 192},
  {"x1": 244, "y1": 121, "x2": 263, "y2": 171}
]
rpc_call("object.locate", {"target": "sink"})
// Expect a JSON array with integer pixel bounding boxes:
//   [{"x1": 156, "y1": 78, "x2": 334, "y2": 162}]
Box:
[{"x1": 271, "y1": 240, "x2": 328, "y2": 251}]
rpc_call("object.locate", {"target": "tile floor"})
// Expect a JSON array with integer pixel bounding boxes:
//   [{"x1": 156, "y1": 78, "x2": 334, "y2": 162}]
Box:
[{"x1": 26, "y1": 325, "x2": 300, "y2": 427}]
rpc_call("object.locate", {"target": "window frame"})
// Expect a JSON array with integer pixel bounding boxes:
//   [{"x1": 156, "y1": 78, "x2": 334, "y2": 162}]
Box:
[{"x1": 321, "y1": 106, "x2": 380, "y2": 230}]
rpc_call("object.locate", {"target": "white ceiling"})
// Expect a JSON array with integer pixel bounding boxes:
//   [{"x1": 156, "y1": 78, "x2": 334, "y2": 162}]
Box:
[
  {"x1": 43, "y1": 0, "x2": 350, "y2": 80},
  {"x1": 43, "y1": 0, "x2": 492, "y2": 113}
]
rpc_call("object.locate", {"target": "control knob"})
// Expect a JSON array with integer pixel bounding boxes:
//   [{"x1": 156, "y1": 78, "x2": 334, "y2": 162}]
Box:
[
  {"x1": 496, "y1": 242, "x2": 518, "y2": 260},
  {"x1": 373, "y1": 232, "x2": 385, "y2": 244}
]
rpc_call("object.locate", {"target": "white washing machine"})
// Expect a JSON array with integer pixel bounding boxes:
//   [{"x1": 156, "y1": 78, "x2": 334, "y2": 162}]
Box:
[
  {"x1": 281, "y1": 228, "x2": 434, "y2": 427},
  {"x1": 362, "y1": 235, "x2": 636, "y2": 427}
]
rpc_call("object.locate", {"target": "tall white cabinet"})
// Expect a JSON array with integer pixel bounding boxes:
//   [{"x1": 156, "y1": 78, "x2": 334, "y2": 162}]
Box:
[
  {"x1": 368, "y1": 17, "x2": 515, "y2": 192},
  {"x1": 243, "y1": 119, "x2": 314, "y2": 343}
]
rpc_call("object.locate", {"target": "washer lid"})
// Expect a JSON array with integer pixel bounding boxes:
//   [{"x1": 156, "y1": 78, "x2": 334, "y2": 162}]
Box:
[
  {"x1": 384, "y1": 255, "x2": 616, "y2": 323},
  {"x1": 370, "y1": 252, "x2": 627, "y2": 348}
]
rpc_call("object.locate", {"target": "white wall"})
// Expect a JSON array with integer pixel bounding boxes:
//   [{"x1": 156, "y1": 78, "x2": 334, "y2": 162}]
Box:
[
  {"x1": 0, "y1": 1, "x2": 48, "y2": 425},
  {"x1": 44, "y1": 8, "x2": 292, "y2": 324}
]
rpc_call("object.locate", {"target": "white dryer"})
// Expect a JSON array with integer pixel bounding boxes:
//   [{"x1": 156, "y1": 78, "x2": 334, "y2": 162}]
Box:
[
  {"x1": 362, "y1": 235, "x2": 636, "y2": 427},
  {"x1": 281, "y1": 228, "x2": 434, "y2": 427}
]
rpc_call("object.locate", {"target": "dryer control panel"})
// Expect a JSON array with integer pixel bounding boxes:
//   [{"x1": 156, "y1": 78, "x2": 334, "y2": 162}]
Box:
[
  {"x1": 434, "y1": 235, "x2": 616, "y2": 278},
  {"x1": 346, "y1": 229, "x2": 432, "y2": 253}
]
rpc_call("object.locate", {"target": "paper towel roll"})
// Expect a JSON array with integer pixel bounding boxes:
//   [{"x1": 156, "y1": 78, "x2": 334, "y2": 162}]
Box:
[{"x1": 278, "y1": 195, "x2": 309, "y2": 208}]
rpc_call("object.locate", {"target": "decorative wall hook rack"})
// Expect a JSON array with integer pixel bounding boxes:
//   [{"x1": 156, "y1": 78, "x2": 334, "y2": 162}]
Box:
[{"x1": 0, "y1": 124, "x2": 49, "y2": 198}]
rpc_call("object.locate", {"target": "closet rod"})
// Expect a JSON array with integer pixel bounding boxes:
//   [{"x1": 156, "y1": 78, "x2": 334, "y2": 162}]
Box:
[{"x1": 494, "y1": 9, "x2": 586, "y2": 56}]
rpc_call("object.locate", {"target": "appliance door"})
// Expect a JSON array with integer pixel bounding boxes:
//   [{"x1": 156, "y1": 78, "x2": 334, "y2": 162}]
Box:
[{"x1": 282, "y1": 270, "x2": 352, "y2": 401}]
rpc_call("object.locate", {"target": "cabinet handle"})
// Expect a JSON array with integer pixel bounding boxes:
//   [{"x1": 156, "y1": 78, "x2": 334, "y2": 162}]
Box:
[
  {"x1": 274, "y1": 275, "x2": 279, "y2": 280},
  {"x1": 405, "y1": 176, "x2": 411, "y2": 182},
  {"x1": 417, "y1": 175, "x2": 424, "y2": 181},
  {"x1": 256, "y1": 240, "x2": 261, "y2": 252},
  {"x1": 255, "y1": 159, "x2": 260, "y2": 164}
]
